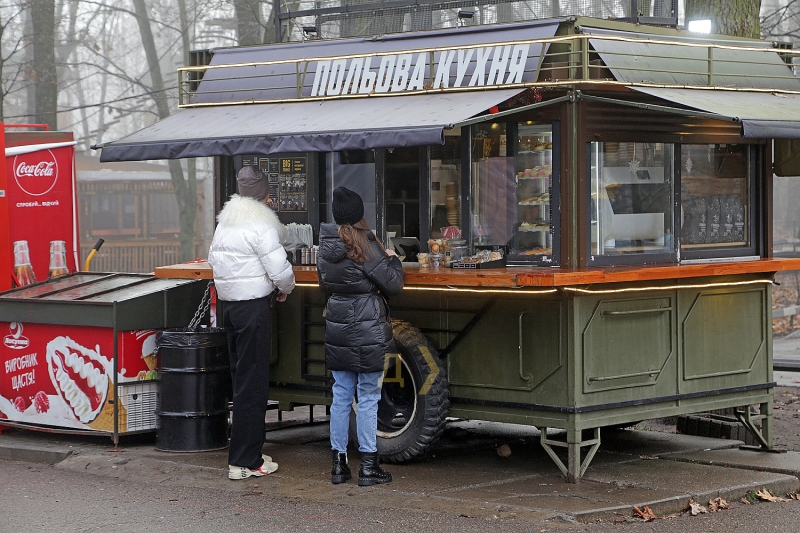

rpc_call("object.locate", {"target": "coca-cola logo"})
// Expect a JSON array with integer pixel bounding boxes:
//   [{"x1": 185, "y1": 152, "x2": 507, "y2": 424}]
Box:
[
  {"x1": 3, "y1": 322, "x2": 30, "y2": 350},
  {"x1": 13, "y1": 150, "x2": 59, "y2": 196}
]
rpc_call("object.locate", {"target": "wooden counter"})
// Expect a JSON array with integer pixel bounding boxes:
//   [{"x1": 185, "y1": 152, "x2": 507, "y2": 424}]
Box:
[{"x1": 154, "y1": 258, "x2": 800, "y2": 287}]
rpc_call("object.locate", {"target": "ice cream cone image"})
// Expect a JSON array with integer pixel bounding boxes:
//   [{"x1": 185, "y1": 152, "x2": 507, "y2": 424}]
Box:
[
  {"x1": 141, "y1": 334, "x2": 157, "y2": 371},
  {"x1": 87, "y1": 379, "x2": 127, "y2": 432}
]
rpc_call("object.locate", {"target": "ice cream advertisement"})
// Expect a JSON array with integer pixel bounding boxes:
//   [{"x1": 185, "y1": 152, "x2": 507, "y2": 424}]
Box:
[{"x1": 0, "y1": 322, "x2": 156, "y2": 431}]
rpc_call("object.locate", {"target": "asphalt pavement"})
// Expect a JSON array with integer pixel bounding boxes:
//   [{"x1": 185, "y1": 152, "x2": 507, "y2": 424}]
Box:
[
  {"x1": 2, "y1": 334, "x2": 800, "y2": 529},
  {"x1": 1, "y1": 403, "x2": 800, "y2": 528}
]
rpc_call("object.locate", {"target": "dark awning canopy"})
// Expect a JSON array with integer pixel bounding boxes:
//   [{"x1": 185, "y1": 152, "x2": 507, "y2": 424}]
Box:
[
  {"x1": 634, "y1": 87, "x2": 800, "y2": 139},
  {"x1": 99, "y1": 19, "x2": 563, "y2": 162},
  {"x1": 584, "y1": 31, "x2": 800, "y2": 140},
  {"x1": 99, "y1": 89, "x2": 521, "y2": 162}
]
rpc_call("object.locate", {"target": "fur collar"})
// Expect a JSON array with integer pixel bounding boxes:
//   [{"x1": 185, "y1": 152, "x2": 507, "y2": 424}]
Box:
[{"x1": 217, "y1": 195, "x2": 286, "y2": 241}]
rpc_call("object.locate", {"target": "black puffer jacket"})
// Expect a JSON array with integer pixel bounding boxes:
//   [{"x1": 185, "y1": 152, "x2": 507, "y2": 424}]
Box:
[{"x1": 317, "y1": 223, "x2": 404, "y2": 373}]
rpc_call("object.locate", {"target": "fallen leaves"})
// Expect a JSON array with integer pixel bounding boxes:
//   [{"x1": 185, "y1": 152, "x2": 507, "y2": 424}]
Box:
[
  {"x1": 686, "y1": 500, "x2": 708, "y2": 516},
  {"x1": 633, "y1": 505, "x2": 657, "y2": 521},
  {"x1": 708, "y1": 497, "x2": 729, "y2": 511},
  {"x1": 756, "y1": 489, "x2": 788, "y2": 502},
  {"x1": 630, "y1": 488, "x2": 800, "y2": 523}
]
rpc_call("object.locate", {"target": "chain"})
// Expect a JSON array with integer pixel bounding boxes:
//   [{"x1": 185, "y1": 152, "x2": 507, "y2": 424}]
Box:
[{"x1": 188, "y1": 281, "x2": 214, "y2": 329}]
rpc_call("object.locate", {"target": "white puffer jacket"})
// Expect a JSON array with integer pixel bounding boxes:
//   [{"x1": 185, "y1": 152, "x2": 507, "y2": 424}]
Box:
[{"x1": 208, "y1": 195, "x2": 295, "y2": 302}]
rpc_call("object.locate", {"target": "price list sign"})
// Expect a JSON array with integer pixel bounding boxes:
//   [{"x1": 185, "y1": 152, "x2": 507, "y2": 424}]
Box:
[{"x1": 276, "y1": 157, "x2": 307, "y2": 212}]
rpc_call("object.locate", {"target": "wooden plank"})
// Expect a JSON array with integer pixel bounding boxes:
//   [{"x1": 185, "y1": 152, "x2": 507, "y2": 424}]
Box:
[
  {"x1": 154, "y1": 262, "x2": 213, "y2": 280},
  {"x1": 155, "y1": 258, "x2": 800, "y2": 287},
  {"x1": 516, "y1": 258, "x2": 800, "y2": 286}
]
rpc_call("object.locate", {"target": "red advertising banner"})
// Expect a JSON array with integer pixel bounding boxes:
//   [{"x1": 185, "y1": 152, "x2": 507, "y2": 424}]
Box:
[
  {"x1": 0, "y1": 322, "x2": 157, "y2": 432},
  {"x1": 5, "y1": 145, "x2": 78, "y2": 286}
]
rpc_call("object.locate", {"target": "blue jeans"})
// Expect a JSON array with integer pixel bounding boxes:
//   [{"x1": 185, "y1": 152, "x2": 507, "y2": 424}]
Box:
[{"x1": 330, "y1": 370, "x2": 383, "y2": 453}]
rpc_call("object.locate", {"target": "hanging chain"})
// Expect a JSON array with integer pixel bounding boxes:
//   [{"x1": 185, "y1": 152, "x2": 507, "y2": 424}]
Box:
[{"x1": 188, "y1": 281, "x2": 214, "y2": 329}]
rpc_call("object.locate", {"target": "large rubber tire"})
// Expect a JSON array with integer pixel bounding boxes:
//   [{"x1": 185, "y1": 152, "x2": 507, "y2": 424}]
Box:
[{"x1": 349, "y1": 320, "x2": 449, "y2": 463}]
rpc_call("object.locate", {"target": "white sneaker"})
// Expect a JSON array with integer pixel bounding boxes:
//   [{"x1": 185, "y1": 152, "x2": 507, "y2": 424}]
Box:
[{"x1": 228, "y1": 455, "x2": 278, "y2": 480}]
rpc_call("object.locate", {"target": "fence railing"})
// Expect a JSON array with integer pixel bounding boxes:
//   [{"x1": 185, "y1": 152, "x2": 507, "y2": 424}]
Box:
[
  {"x1": 80, "y1": 241, "x2": 206, "y2": 274},
  {"x1": 177, "y1": 33, "x2": 800, "y2": 108}
]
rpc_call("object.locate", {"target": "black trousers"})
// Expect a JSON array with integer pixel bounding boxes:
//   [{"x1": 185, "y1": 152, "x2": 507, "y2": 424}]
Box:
[{"x1": 223, "y1": 296, "x2": 271, "y2": 469}]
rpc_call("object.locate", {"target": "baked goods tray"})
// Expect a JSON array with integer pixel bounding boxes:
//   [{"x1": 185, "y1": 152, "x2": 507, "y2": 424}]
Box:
[{"x1": 450, "y1": 258, "x2": 507, "y2": 269}]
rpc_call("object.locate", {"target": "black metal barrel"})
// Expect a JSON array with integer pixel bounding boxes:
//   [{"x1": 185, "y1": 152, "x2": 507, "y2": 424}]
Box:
[{"x1": 155, "y1": 328, "x2": 231, "y2": 452}]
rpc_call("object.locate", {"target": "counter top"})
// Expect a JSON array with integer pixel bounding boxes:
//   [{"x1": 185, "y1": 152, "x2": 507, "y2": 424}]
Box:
[{"x1": 154, "y1": 258, "x2": 800, "y2": 287}]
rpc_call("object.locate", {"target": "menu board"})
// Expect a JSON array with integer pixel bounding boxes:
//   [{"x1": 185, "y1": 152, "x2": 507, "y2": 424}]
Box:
[
  {"x1": 275, "y1": 157, "x2": 307, "y2": 212},
  {"x1": 258, "y1": 158, "x2": 280, "y2": 208},
  {"x1": 241, "y1": 155, "x2": 308, "y2": 213}
]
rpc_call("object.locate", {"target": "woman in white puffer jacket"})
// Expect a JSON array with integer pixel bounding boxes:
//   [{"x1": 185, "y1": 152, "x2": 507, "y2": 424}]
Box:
[
  {"x1": 209, "y1": 194, "x2": 295, "y2": 301},
  {"x1": 208, "y1": 166, "x2": 295, "y2": 481}
]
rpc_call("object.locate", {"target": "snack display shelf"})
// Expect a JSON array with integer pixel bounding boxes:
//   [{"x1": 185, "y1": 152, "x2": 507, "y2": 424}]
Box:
[{"x1": 518, "y1": 225, "x2": 550, "y2": 232}]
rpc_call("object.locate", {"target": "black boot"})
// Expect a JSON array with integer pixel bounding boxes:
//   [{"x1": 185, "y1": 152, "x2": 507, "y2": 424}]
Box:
[
  {"x1": 331, "y1": 450, "x2": 351, "y2": 484},
  {"x1": 358, "y1": 452, "x2": 392, "y2": 486}
]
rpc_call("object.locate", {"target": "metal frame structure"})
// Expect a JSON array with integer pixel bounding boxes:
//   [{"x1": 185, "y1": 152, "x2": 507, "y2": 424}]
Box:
[{"x1": 177, "y1": 32, "x2": 800, "y2": 108}]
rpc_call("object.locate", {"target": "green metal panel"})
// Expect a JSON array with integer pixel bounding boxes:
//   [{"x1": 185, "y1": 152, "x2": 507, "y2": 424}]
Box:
[
  {"x1": 269, "y1": 278, "x2": 773, "y2": 435},
  {"x1": 446, "y1": 297, "x2": 566, "y2": 404},
  {"x1": 580, "y1": 296, "x2": 674, "y2": 394},
  {"x1": 679, "y1": 286, "x2": 769, "y2": 393}
]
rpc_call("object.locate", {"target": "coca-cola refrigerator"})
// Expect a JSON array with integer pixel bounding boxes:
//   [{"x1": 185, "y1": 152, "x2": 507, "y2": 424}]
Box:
[{"x1": 0, "y1": 125, "x2": 79, "y2": 292}]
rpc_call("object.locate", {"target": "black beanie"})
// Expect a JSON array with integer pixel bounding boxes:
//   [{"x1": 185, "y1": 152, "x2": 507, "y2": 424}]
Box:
[{"x1": 332, "y1": 187, "x2": 364, "y2": 226}]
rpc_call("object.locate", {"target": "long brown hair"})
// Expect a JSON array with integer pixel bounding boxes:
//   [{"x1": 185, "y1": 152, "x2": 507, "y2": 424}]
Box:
[{"x1": 338, "y1": 218, "x2": 386, "y2": 264}]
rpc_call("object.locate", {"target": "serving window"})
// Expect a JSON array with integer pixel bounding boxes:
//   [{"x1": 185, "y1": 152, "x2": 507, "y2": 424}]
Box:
[
  {"x1": 587, "y1": 142, "x2": 758, "y2": 266},
  {"x1": 589, "y1": 142, "x2": 676, "y2": 264}
]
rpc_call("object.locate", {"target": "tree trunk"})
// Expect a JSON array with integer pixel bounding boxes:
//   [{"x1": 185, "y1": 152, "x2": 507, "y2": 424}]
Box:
[
  {"x1": 234, "y1": 0, "x2": 263, "y2": 45},
  {"x1": 685, "y1": 0, "x2": 762, "y2": 38},
  {"x1": 30, "y1": 0, "x2": 57, "y2": 130},
  {"x1": 132, "y1": 0, "x2": 196, "y2": 262}
]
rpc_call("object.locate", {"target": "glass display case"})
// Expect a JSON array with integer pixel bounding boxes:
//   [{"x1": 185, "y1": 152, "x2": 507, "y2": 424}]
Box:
[
  {"x1": 512, "y1": 123, "x2": 557, "y2": 264},
  {"x1": 469, "y1": 121, "x2": 559, "y2": 266},
  {"x1": 680, "y1": 144, "x2": 752, "y2": 259}
]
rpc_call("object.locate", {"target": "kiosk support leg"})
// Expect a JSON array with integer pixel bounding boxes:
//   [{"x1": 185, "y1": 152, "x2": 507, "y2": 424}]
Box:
[
  {"x1": 540, "y1": 427, "x2": 601, "y2": 483},
  {"x1": 735, "y1": 401, "x2": 773, "y2": 449}
]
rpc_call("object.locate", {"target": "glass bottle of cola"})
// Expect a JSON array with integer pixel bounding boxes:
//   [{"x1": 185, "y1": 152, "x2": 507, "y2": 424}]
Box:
[
  {"x1": 48, "y1": 240, "x2": 69, "y2": 278},
  {"x1": 13, "y1": 240, "x2": 37, "y2": 286}
]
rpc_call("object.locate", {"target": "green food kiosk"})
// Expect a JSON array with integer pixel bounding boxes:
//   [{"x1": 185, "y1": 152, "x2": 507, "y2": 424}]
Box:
[{"x1": 99, "y1": 17, "x2": 800, "y2": 481}]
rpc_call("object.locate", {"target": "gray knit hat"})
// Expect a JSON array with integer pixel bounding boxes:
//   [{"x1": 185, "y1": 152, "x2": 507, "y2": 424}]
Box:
[{"x1": 236, "y1": 166, "x2": 269, "y2": 201}]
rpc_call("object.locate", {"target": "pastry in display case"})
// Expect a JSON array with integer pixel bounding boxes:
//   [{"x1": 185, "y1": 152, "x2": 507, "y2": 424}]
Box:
[{"x1": 513, "y1": 124, "x2": 555, "y2": 262}]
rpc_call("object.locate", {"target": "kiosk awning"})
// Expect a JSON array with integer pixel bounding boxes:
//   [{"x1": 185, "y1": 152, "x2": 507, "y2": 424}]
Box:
[
  {"x1": 586, "y1": 32, "x2": 800, "y2": 139},
  {"x1": 588, "y1": 33, "x2": 800, "y2": 91},
  {"x1": 634, "y1": 87, "x2": 800, "y2": 139},
  {"x1": 99, "y1": 89, "x2": 521, "y2": 162}
]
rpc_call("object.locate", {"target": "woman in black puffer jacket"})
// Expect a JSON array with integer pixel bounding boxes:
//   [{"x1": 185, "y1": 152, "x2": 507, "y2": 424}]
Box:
[{"x1": 317, "y1": 187, "x2": 404, "y2": 487}]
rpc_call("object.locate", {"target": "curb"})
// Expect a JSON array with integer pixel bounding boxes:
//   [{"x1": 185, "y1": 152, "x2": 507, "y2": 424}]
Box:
[
  {"x1": 0, "y1": 442, "x2": 73, "y2": 465},
  {"x1": 573, "y1": 474, "x2": 800, "y2": 523}
]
